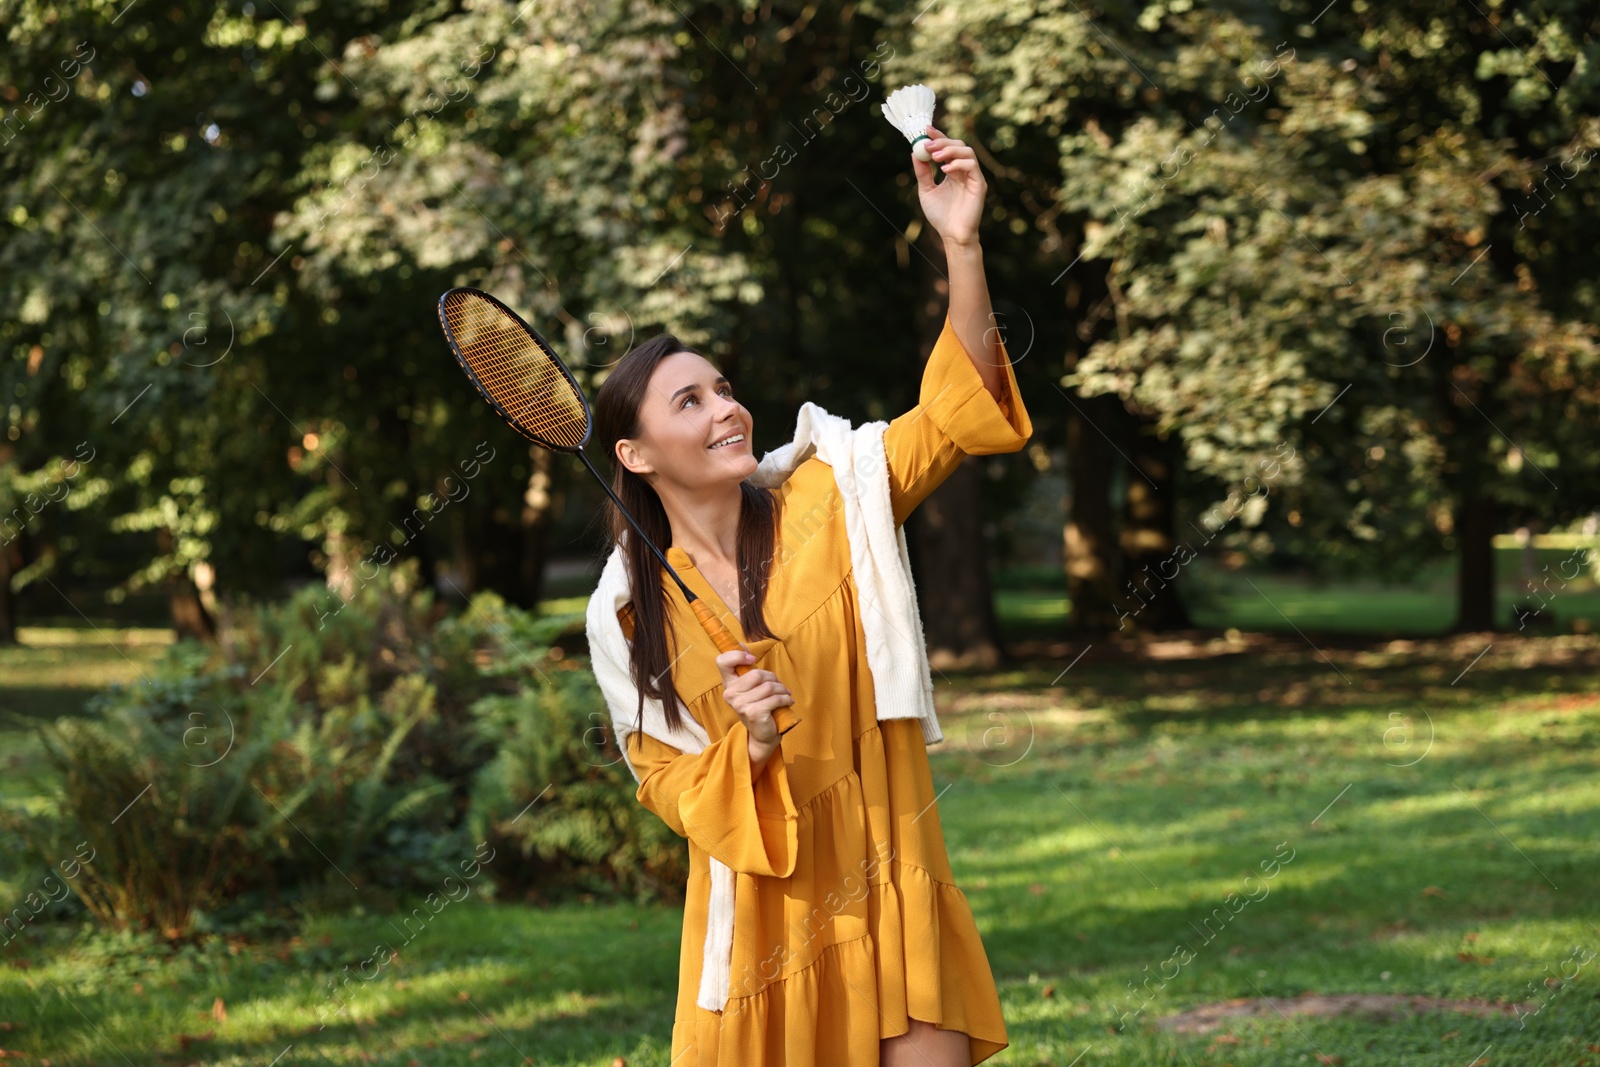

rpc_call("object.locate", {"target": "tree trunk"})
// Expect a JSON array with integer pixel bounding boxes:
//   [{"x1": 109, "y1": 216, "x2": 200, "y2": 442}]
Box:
[
  {"x1": 160, "y1": 527, "x2": 216, "y2": 640},
  {"x1": 0, "y1": 534, "x2": 17, "y2": 645},
  {"x1": 905, "y1": 235, "x2": 1003, "y2": 670},
  {"x1": 412, "y1": 511, "x2": 439, "y2": 594},
  {"x1": 909, "y1": 456, "x2": 1004, "y2": 671},
  {"x1": 1455, "y1": 493, "x2": 1497, "y2": 632},
  {"x1": 519, "y1": 445, "x2": 556, "y2": 609},
  {"x1": 1060, "y1": 263, "x2": 1124, "y2": 635},
  {"x1": 1118, "y1": 414, "x2": 1193, "y2": 632},
  {"x1": 1063, "y1": 390, "x2": 1123, "y2": 633},
  {"x1": 468, "y1": 447, "x2": 559, "y2": 611},
  {"x1": 168, "y1": 575, "x2": 217, "y2": 640},
  {"x1": 447, "y1": 504, "x2": 478, "y2": 599}
]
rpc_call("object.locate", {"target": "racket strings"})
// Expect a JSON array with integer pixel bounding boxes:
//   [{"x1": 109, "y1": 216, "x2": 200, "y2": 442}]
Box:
[{"x1": 441, "y1": 291, "x2": 589, "y2": 449}]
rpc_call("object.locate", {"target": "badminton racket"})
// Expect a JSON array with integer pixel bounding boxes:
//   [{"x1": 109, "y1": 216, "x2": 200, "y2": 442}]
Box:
[{"x1": 436, "y1": 286, "x2": 799, "y2": 738}]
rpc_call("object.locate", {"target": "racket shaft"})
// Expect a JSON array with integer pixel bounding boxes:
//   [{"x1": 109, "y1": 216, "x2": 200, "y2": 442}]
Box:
[{"x1": 690, "y1": 599, "x2": 800, "y2": 735}]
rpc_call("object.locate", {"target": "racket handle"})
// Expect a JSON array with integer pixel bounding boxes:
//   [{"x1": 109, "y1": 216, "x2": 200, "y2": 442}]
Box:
[{"x1": 690, "y1": 598, "x2": 801, "y2": 737}]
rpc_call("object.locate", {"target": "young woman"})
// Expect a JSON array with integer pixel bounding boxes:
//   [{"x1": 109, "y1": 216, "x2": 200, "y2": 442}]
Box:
[{"x1": 591, "y1": 125, "x2": 1031, "y2": 1067}]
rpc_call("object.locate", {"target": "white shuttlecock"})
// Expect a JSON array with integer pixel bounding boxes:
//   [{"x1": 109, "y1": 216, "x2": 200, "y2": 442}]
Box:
[{"x1": 883, "y1": 83, "x2": 937, "y2": 162}]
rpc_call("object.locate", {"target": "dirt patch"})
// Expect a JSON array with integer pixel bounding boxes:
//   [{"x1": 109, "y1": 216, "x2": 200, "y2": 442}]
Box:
[{"x1": 1154, "y1": 993, "x2": 1538, "y2": 1035}]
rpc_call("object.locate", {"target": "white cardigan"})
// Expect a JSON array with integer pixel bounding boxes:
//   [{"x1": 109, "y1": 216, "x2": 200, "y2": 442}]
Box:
[{"x1": 583, "y1": 400, "x2": 943, "y2": 1013}]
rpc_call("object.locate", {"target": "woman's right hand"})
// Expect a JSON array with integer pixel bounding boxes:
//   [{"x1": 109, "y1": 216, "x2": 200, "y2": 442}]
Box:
[{"x1": 715, "y1": 649, "x2": 794, "y2": 748}]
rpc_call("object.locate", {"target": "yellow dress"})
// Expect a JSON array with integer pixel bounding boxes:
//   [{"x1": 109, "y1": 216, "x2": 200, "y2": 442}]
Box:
[{"x1": 620, "y1": 312, "x2": 1032, "y2": 1066}]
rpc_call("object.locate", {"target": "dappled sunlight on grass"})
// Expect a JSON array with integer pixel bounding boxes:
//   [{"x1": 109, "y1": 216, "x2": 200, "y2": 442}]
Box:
[
  {"x1": 0, "y1": 628, "x2": 170, "y2": 721},
  {"x1": 931, "y1": 632, "x2": 1600, "y2": 1064},
  {"x1": 1, "y1": 902, "x2": 682, "y2": 1064},
  {"x1": 13, "y1": 627, "x2": 176, "y2": 647},
  {"x1": 3, "y1": 631, "x2": 1597, "y2": 1064}
]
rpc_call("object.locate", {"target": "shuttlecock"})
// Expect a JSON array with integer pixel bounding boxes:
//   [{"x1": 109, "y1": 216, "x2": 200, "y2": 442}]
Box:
[{"x1": 883, "y1": 83, "x2": 937, "y2": 162}]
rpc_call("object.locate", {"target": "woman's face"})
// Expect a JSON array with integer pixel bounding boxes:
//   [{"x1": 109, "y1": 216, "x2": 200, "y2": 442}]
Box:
[{"x1": 616, "y1": 351, "x2": 756, "y2": 491}]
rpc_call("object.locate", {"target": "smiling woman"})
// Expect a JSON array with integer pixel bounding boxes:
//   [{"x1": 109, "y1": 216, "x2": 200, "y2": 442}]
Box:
[
  {"x1": 588, "y1": 128, "x2": 1024, "y2": 1067},
  {"x1": 592, "y1": 334, "x2": 779, "y2": 736}
]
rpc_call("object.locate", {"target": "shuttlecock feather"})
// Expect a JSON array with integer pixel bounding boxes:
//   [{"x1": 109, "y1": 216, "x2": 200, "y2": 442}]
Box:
[{"x1": 883, "y1": 83, "x2": 937, "y2": 162}]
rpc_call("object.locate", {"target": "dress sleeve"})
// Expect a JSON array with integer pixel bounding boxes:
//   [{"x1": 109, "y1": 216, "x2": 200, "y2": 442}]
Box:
[
  {"x1": 627, "y1": 723, "x2": 801, "y2": 878},
  {"x1": 884, "y1": 310, "x2": 1033, "y2": 526}
]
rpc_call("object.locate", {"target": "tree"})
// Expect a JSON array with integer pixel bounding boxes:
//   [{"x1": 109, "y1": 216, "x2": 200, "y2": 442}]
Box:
[{"x1": 897, "y1": 0, "x2": 1600, "y2": 636}]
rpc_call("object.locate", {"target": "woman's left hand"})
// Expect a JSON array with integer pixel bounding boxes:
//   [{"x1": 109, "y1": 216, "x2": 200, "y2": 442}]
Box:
[{"x1": 914, "y1": 125, "x2": 986, "y2": 247}]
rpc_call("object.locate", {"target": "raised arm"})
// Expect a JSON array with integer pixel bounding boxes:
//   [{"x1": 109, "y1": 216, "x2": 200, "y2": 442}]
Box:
[
  {"x1": 914, "y1": 124, "x2": 1005, "y2": 403},
  {"x1": 882, "y1": 312, "x2": 1032, "y2": 526}
]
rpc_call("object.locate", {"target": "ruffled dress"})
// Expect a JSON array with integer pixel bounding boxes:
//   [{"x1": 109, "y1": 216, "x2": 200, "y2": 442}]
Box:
[{"x1": 619, "y1": 312, "x2": 1031, "y2": 1066}]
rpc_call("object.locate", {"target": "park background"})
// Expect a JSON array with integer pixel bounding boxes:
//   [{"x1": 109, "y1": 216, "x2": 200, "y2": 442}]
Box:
[{"x1": 2, "y1": 0, "x2": 1599, "y2": 1063}]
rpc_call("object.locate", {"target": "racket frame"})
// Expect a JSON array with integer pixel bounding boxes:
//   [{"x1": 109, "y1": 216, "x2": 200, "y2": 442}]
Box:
[{"x1": 436, "y1": 286, "x2": 595, "y2": 453}]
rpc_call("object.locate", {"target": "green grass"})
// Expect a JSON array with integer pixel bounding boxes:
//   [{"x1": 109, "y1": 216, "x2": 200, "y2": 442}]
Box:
[
  {"x1": 2, "y1": 622, "x2": 1599, "y2": 1064},
  {"x1": 995, "y1": 549, "x2": 1600, "y2": 638},
  {"x1": 0, "y1": 626, "x2": 173, "y2": 722},
  {"x1": 925, "y1": 635, "x2": 1600, "y2": 1065},
  {"x1": 1191, "y1": 571, "x2": 1600, "y2": 635}
]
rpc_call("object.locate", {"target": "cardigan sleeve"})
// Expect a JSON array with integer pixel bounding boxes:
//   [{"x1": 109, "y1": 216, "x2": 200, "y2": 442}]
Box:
[
  {"x1": 627, "y1": 722, "x2": 801, "y2": 878},
  {"x1": 883, "y1": 311, "x2": 1032, "y2": 526}
]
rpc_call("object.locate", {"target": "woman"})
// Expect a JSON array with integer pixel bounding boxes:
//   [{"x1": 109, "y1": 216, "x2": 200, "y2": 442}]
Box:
[{"x1": 590, "y1": 125, "x2": 1031, "y2": 1066}]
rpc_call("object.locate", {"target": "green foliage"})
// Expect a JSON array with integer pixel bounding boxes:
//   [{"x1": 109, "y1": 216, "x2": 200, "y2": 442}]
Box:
[
  {"x1": 5, "y1": 666, "x2": 281, "y2": 938},
  {"x1": 466, "y1": 665, "x2": 691, "y2": 905},
  {"x1": 0, "y1": 558, "x2": 668, "y2": 937},
  {"x1": 0, "y1": 443, "x2": 109, "y2": 590},
  {"x1": 896, "y1": 0, "x2": 1600, "y2": 586},
  {"x1": 1, "y1": 0, "x2": 1596, "y2": 723}
]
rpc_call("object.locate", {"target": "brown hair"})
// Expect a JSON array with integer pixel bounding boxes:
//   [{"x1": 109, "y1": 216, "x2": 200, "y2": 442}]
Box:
[{"x1": 592, "y1": 333, "x2": 780, "y2": 735}]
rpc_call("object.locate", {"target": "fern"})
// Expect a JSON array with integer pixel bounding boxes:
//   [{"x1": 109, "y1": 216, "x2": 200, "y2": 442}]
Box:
[{"x1": 0, "y1": 556, "x2": 677, "y2": 938}]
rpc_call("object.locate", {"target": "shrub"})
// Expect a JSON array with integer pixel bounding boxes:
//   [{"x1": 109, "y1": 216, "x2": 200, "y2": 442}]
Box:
[
  {"x1": 466, "y1": 662, "x2": 689, "y2": 905},
  {"x1": 3, "y1": 622, "x2": 473, "y2": 936},
  {"x1": 0, "y1": 557, "x2": 688, "y2": 938}
]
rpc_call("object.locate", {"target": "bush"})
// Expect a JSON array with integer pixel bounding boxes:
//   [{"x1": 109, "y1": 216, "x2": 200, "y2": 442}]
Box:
[
  {"x1": 2, "y1": 600, "x2": 473, "y2": 936},
  {"x1": 0, "y1": 558, "x2": 690, "y2": 938},
  {"x1": 466, "y1": 662, "x2": 689, "y2": 905}
]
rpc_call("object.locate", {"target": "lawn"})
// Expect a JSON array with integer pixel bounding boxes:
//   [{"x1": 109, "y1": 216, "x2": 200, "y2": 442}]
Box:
[
  {"x1": 995, "y1": 548, "x2": 1600, "y2": 639},
  {"x1": 0, "y1": 626, "x2": 173, "y2": 722},
  {"x1": 1, "y1": 614, "x2": 1598, "y2": 1064}
]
